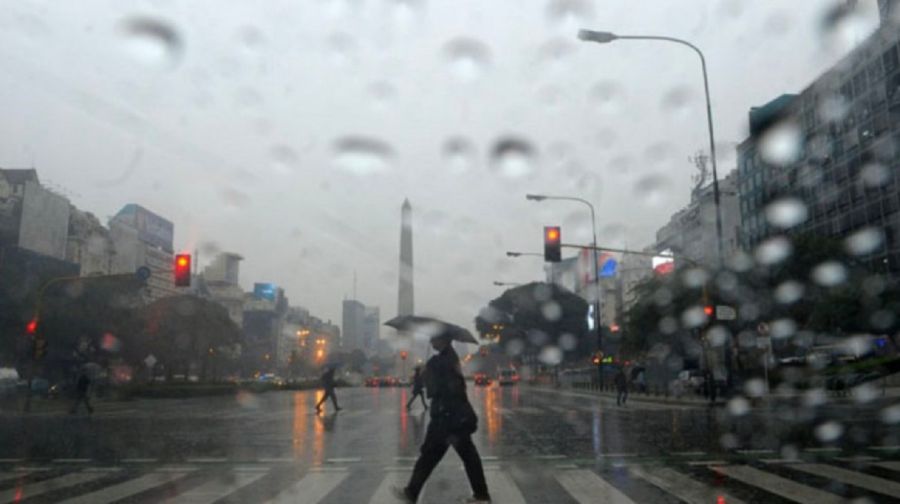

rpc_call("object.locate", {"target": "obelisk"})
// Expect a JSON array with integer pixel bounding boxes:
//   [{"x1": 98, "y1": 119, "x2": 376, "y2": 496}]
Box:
[{"x1": 398, "y1": 198, "x2": 414, "y2": 317}]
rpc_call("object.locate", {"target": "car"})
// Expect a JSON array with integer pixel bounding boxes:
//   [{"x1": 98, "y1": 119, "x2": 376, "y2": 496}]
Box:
[
  {"x1": 364, "y1": 376, "x2": 380, "y2": 387},
  {"x1": 497, "y1": 369, "x2": 519, "y2": 386},
  {"x1": 474, "y1": 373, "x2": 492, "y2": 386}
]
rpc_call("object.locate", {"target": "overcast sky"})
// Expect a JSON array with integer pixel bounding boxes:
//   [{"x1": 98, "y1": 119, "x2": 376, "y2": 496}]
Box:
[{"x1": 0, "y1": 0, "x2": 882, "y2": 332}]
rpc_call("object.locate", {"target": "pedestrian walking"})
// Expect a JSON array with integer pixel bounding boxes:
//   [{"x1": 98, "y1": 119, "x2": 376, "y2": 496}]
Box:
[
  {"x1": 614, "y1": 367, "x2": 628, "y2": 406},
  {"x1": 315, "y1": 365, "x2": 342, "y2": 413},
  {"x1": 406, "y1": 366, "x2": 428, "y2": 411},
  {"x1": 394, "y1": 331, "x2": 490, "y2": 503},
  {"x1": 69, "y1": 372, "x2": 93, "y2": 415}
]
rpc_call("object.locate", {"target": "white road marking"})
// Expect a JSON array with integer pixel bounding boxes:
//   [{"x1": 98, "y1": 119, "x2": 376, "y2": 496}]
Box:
[
  {"x1": 0, "y1": 459, "x2": 22, "y2": 464},
  {"x1": 790, "y1": 463, "x2": 900, "y2": 497},
  {"x1": 326, "y1": 457, "x2": 362, "y2": 464},
  {"x1": 368, "y1": 470, "x2": 406, "y2": 504},
  {"x1": 268, "y1": 468, "x2": 348, "y2": 504},
  {"x1": 631, "y1": 465, "x2": 746, "y2": 504},
  {"x1": 58, "y1": 469, "x2": 194, "y2": 504},
  {"x1": 833, "y1": 455, "x2": 879, "y2": 462},
  {"x1": 534, "y1": 454, "x2": 566, "y2": 460},
  {"x1": 803, "y1": 447, "x2": 840, "y2": 453},
  {"x1": 52, "y1": 458, "x2": 91, "y2": 463},
  {"x1": 484, "y1": 468, "x2": 526, "y2": 504},
  {"x1": 874, "y1": 461, "x2": 900, "y2": 472},
  {"x1": 687, "y1": 460, "x2": 728, "y2": 466},
  {"x1": 713, "y1": 465, "x2": 843, "y2": 504},
  {"x1": 598, "y1": 453, "x2": 638, "y2": 458},
  {"x1": 760, "y1": 458, "x2": 802, "y2": 464},
  {"x1": 555, "y1": 469, "x2": 635, "y2": 504},
  {"x1": 870, "y1": 445, "x2": 900, "y2": 451},
  {"x1": 185, "y1": 457, "x2": 227, "y2": 463},
  {"x1": 121, "y1": 458, "x2": 158, "y2": 463},
  {"x1": 0, "y1": 471, "x2": 29, "y2": 484},
  {"x1": 736, "y1": 449, "x2": 775, "y2": 455},
  {"x1": 671, "y1": 451, "x2": 706, "y2": 456},
  {"x1": 0, "y1": 469, "x2": 118, "y2": 504},
  {"x1": 258, "y1": 458, "x2": 294, "y2": 464},
  {"x1": 166, "y1": 471, "x2": 266, "y2": 504}
]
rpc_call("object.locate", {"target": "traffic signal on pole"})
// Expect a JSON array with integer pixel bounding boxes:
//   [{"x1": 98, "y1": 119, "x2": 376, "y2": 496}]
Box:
[
  {"x1": 400, "y1": 350, "x2": 408, "y2": 360},
  {"x1": 544, "y1": 226, "x2": 561, "y2": 262},
  {"x1": 703, "y1": 305, "x2": 714, "y2": 318},
  {"x1": 174, "y1": 254, "x2": 191, "y2": 287},
  {"x1": 34, "y1": 335, "x2": 47, "y2": 360},
  {"x1": 26, "y1": 318, "x2": 38, "y2": 335}
]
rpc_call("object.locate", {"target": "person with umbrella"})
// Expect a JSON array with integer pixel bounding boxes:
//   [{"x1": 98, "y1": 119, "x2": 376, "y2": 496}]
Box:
[
  {"x1": 385, "y1": 316, "x2": 490, "y2": 503},
  {"x1": 69, "y1": 368, "x2": 94, "y2": 415},
  {"x1": 406, "y1": 365, "x2": 428, "y2": 411},
  {"x1": 315, "y1": 364, "x2": 342, "y2": 413},
  {"x1": 614, "y1": 366, "x2": 629, "y2": 407}
]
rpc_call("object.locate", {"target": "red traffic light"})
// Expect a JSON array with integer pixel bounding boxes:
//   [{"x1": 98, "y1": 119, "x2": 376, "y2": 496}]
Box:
[
  {"x1": 592, "y1": 356, "x2": 601, "y2": 365},
  {"x1": 544, "y1": 226, "x2": 562, "y2": 262},
  {"x1": 399, "y1": 350, "x2": 408, "y2": 360},
  {"x1": 26, "y1": 318, "x2": 38, "y2": 335},
  {"x1": 703, "y1": 305, "x2": 714, "y2": 317},
  {"x1": 174, "y1": 254, "x2": 192, "y2": 287}
]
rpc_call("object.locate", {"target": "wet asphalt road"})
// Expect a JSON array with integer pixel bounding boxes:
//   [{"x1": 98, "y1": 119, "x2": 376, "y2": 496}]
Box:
[{"x1": 0, "y1": 385, "x2": 897, "y2": 503}]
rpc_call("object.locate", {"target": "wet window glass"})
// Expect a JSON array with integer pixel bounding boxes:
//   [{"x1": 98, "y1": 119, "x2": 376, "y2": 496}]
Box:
[{"x1": 1, "y1": 1, "x2": 899, "y2": 503}]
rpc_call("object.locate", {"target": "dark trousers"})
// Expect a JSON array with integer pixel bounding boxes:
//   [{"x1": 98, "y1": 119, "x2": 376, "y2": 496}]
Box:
[
  {"x1": 617, "y1": 388, "x2": 628, "y2": 406},
  {"x1": 406, "y1": 390, "x2": 428, "y2": 410},
  {"x1": 315, "y1": 388, "x2": 339, "y2": 410},
  {"x1": 406, "y1": 420, "x2": 489, "y2": 501},
  {"x1": 70, "y1": 394, "x2": 93, "y2": 414}
]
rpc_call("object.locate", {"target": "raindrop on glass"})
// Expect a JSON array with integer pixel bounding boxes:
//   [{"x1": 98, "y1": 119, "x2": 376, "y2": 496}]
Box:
[
  {"x1": 819, "y1": 2, "x2": 874, "y2": 54},
  {"x1": 121, "y1": 17, "x2": 182, "y2": 69},
  {"x1": 220, "y1": 187, "x2": 251, "y2": 209},
  {"x1": 727, "y1": 397, "x2": 750, "y2": 416},
  {"x1": 660, "y1": 86, "x2": 694, "y2": 117},
  {"x1": 538, "y1": 345, "x2": 563, "y2": 365},
  {"x1": 327, "y1": 33, "x2": 356, "y2": 66},
  {"x1": 546, "y1": 0, "x2": 594, "y2": 28},
  {"x1": 770, "y1": 318, "x2": 797, "y2": 339},
  {"x1": 333, "y1": 136, "x2": 394, "y2": 175},
  {"x1": 765, "y1": 198, "x2": 808, "y2": 228},
  {"x1": 538, "y1": 86, "x2": 566, "y2": 112},
  {"x1": 881, "y1": 404, "x2": 900, "y2": 424},
  {"x1": 489, "y1": 137, "x2": 537, "y2": 179},
  {"x1": 633, "y1": 175, "x2": 668, "y2": 207},
  {"x1": 589, "y1": 81, "x2": 623, "y2": 115},
  {"x1": 811, "y1": 261, "x2": 847, "y2": 287},
  {"x1": 759, "y1": 121, "x2": 802, "y2": 166},
  {"x1": 368, "y1": 81, "x2": 397, "y2": 109},
  {"x1": 443, "y1": 38, "x2": 491, "y2": 82},
  {"x1": 818, "y1": 94, "x2": 850, "y2": 123},
  {"x1": 559, "y1": 333, "x2": 578, "y2": 351},
  {"x1": 852, "y1": 383, "x2": 877, "y2": 404},
  {"x1": 442, "y1": 137, "x2": 477, "y2": 174},
  {"x1": 845, "y1": 227, "x2": 883, "y2": 256},
  {"x1": 595, "y1": 128, "x2": 617, "y2": 151},
  {"x1": 814, "y1": 421, "x2": 843, "y2": 442},
  {"x1": 682, "y1": 268, "x2": 710, "y2": 288},
  {"x1": 755, "y1": 236, "x2": 792, "y2": 265},
  {"x1": 860, "y1": 162, "x2": 891, "y2": 188},
  {"x1": 774, "y1": 280, "x2": 804, "y2": 304},
  {"x1": 541, "y1": 301, "x2": 562, "y2": 322},
  {"x1": 269, "y1": 145, "x2": 298, "y2": 175},
  {"x1": 744, "y1": 378, "x2": 765, "y2": 398},
  {"x1": 658, "y1": 316, "x2": 678, "y2": 335},
  {"x1": 681, "y1": 306, "x2": 708, "y2": 329}
]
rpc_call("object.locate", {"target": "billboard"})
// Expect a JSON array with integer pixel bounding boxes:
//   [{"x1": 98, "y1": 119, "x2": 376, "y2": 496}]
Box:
[
  {"x1": 113, "y1": 204, "x2": 174, "y2": 252},
  {"x1": 652, "y1": 249, "x2": 675, "y2": 275},
  {"x1": 577, "y1": 249, "x2": 619, "y2": 286},
  {"x1": 254, "y1": 282, "x2": 277, "y2": 301}
]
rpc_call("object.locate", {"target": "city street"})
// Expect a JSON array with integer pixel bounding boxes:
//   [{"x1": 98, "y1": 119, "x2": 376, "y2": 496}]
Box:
[{"x1": 0, "y1": 385, "x2": 897, "y2": 503}]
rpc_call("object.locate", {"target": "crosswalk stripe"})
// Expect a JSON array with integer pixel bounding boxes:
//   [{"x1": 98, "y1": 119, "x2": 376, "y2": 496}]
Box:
[
  {"x1": 555, "y1": 469, "x2": 635, "y2": 504},
  {"x1": 713, "y1": 465, "x2": 843, "y2": 504},
  {"x1": 484, "y1": 469, "x2": 526, "y2": 504},
  {"x1": 0, "y1": 471, "x2": 29, "y2": 484},
  {"x1": 789, "y1": 463, "x2": 900, "y2": 497},
  {"x1": 269, "y1": 469, "x2": 348, "y2": 504},
  {"x1": 368, "y1": 470, "x2": 405, "y2": 504},
  {"x1": 0, "y1": 469, "x2": 118, "y2": 503},
  {"x1": 631, "y1": 466, "x2": 746, "y2": 504},
  {"x1": 58, "y1": 469, "x2": 194, "y2": 504},
  {"x1": 165, "y1": 471, "x2": 266, "y2": 504},
  {"x1": 874, "y1": 460, "x2": 900, "y2": 472}
]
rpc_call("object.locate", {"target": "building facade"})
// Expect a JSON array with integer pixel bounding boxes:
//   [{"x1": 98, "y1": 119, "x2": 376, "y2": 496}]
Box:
[
  {"x1": 0, "y1": 170, "x2": 71, "y2": 261},
  {"x1": 201, "y1": 252, "x2": 245, "y2": 327},
  {"x1": 66, "y1": 208, "x2": 116, "y2": 276},
  {"x1": 737, "y1": 18, "x2": 900, "y2": 273},
  {"x1": 109, "y1": 204, "x2": 177, "y2": 300},
  {"x1": 341, "y1": 299, "x2": 366, "y2": 351}
]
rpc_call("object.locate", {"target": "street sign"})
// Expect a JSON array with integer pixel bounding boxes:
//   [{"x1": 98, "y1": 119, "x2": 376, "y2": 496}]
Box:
[
  {"x1": 716, "y1": 305, "x2": 737, "y2": 321},
  {"x1": 144, "y1": 354, "x2": 157, "y2": 368},
  {"x1": 135, "y1": 266, "x2": 152, "y2": 282}
]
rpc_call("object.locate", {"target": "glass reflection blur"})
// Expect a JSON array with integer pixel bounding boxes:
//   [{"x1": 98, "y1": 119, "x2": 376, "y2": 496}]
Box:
[
  {"x1": 400, "y1": 389, "x2": 408, "y2": 451},
  {"x1": 312, "y1": 390, "x2": 325, "y2": 465},
  {"x1": 292, "y1": 391, "x2": 307, "y2": 459},
  {"x1": 483, "y1": 385, "x2": 502, "y2": 445}
]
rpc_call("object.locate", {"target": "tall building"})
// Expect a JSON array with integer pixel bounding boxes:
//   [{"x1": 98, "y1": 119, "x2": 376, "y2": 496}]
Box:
[
  {"x1": 398, "y1": 198, "x2": 414, "y2": 316},
  {"x1": 109, "y1": 204, "x2": 176, "y2": 300},
  {"x1": 342, "y1": 299, "x2": 366, "y2": 351},
  {"x1": 66, "y1": 208, "x2": 116, "y2": 276},
  {"x1": 0, "y1": 169, "x2": 71, "y2": 261},
  {"x1": 655, "y1": 169, "x2": 741, "y2": 267},
  {"x1": 242, "y1": 285, "x2": 287, "y2": 376},
  {"x1": 737, "y1": 21, "x2": 900, "y2": 272},
  {"x1": 363, "y1": 306, "x2": 380, "y2": 354},
  {"x1": 201, "y1": 252, "x2": 245, "y2": 326}
]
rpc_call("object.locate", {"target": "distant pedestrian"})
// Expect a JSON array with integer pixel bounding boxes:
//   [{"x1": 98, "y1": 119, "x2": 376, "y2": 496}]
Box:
[
  {"x1": 315, "y1": 366, "x2": 342, "y2": 413},
  {"x1": 69, "y1": 372, "x2": 93, "y2": 415},
  {"x1": 394, "y1": 332, "x2": 490, "y2": 503},
  {"x1": 614, "y1": 368, "x2": 628, "y2": 406},
  {"x1": 406, "y1": 366, "x2": 428, "y2": 411}
]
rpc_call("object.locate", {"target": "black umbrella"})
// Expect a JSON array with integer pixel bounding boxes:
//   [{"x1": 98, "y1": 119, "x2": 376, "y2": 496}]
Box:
[{"x1": 384, "y1": 315, "x2": 479, "y2": 344}]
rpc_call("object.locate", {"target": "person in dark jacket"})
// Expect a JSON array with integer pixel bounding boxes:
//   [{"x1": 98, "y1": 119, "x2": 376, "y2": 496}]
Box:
[
  {"x1": 394, "y1": 332, "x2": 490, "y2": 503},
  {"x1": 69, "y1": 372, "x2": 93, "y2": 415},
  {"x1": 406, "y1": 366, "x2": 428, "y2": 411},
  {"x1": 315, "y1": 365, "x2": 342, "y2": 413},
  {"x1": 614, "y1": 367, "x2": 628, "y2": 406}
]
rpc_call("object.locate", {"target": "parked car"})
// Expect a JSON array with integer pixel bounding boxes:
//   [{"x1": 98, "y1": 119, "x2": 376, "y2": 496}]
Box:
[
  {"x1": 497, "y1": 369, "x2": 519, "y2": 386},
  {"x1": 474, "y1": 373, "x2": 492, "y2": 387}
]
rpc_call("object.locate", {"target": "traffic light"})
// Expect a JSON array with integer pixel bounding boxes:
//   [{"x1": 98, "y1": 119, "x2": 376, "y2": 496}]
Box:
[
  {"x1": 400, "y1": 350, "x2": 408, "y2": 360},
  {"x1": 174, "y1": 254, "x2": 191, "y2": 287},
  {"x1": 544, "y1": 226, "x2": 561, "y2": 262},
  {"x1": 592, "y1": 355, "x2": 601, "y2": 365},
  {"x1": 703, "y1": 305, "x2": 714, "y2": 318},
  {"x1": 34, "y1": 335, "x2": 47, "y2": 360},
  {"x1": 25, "y1": 318, "x2": 38, "y2": 335}
]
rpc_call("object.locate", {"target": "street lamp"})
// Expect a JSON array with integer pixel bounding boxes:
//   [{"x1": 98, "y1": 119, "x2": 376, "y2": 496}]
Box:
[
  {"x1": 493, "y1": 281, "x2": 522, "y2": 287},
  {"x1": 506, "y1": 251, "x2": 544, "y2": 258},
  {"x1": 577, "y1": 29, "x2": 725, "y2": 267},
  {"x1": 526, "y1": 194, "x2": 602, "y2": 351}
]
